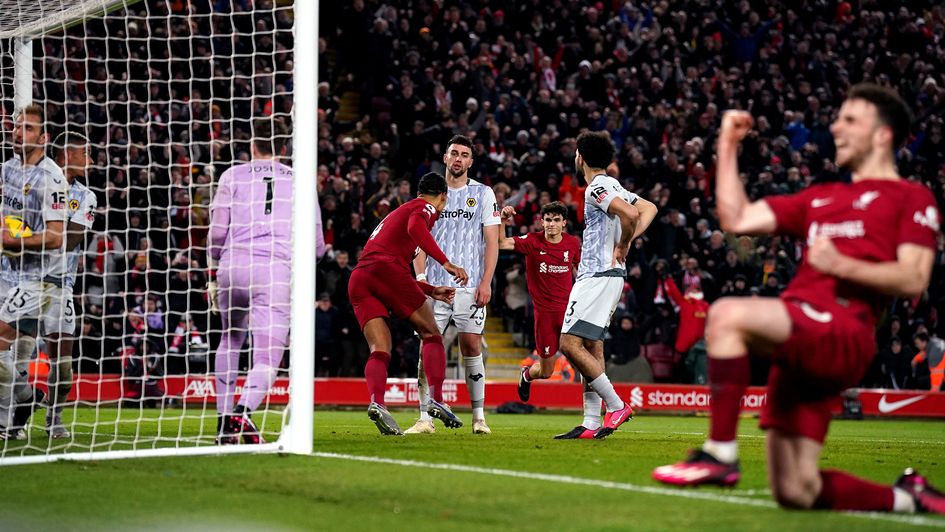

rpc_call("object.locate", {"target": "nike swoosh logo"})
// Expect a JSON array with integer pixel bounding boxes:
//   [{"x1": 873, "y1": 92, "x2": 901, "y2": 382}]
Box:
[
  {"x1": 877, "y1": 394, "x2": 926, "y2": 413},
  {"x1": 810, "y1": 198, "x2": 832, "y2": 208},
  {"x1": 539, "y1": 251, "x2": 548, "y2": 255},
  {"x1": 799, "y1": 302, "x2": 833, "y2": 324}
]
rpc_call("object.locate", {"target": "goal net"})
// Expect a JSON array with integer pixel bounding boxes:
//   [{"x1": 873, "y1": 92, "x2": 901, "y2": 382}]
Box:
[{"x1": 0, "y1": 0, "x2": 316, "y2": 465}]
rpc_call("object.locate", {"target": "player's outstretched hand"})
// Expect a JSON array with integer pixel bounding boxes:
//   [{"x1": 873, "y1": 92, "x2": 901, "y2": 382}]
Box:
[
  {"x1": 807, "y1": 236, "x2": 842, "y2": 276},
  {"x1": 208, "y1": 281, "x2": 220, "y2": 315},
  {"x1": 431, "y1": 286, "x2": 456, "y2": 304},
  {"x1": 501, "y1": 206, "x2": 516, "y2": 220},
  {"x1": 444, "y1": 261, "x2": 469, "y2": 286},
  {"x1": 719, "y1": 110, "x2": 754, "y2": 145}
]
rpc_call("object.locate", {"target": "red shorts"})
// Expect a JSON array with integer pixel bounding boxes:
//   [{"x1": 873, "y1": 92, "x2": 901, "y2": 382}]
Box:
[
  {"x1": 348, "y1": 265, "x2": 427, "y2": 329},
  {"x1": 759, "y1": 299, "x2": 875, "y2": 443},
  {"x1": 534, "y1": 308, "x2": 565, "y2": 359}
]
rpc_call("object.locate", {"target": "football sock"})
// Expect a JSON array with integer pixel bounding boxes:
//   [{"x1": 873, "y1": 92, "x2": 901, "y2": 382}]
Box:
[
  {"x1": 214, "y1": 329, "x2": 246, "y2": 415},
  {"x1": 421, "y1": 335, "x2": 446, "y2": 403},
  {"x1": 522, "y1": 366, "x2": 533, "y2": 383},
  {"x1": 464, "y1": 355, "x2": 486, "y2": 419},
  {"x1": 364, "y1": 351, "x2": 391, "y2": 406},
  {"x1": 238, "y1": 334, "x2": 286, "y2": 412},
  {"x1": 814, "y1": 470, "x2": 894, "y2": 511},
  {"x1": 47, "y1": 356, "x2": 74, "y2": 422},
  {"x1": 703, "y1": 439, "x2": 738, "y2": 464},
  {"x1": 11, "y1": 336, "x2": 35, "y2": 403},
  {"x1": 708, "y1": 356, "x2": 750, "y2": 442},
  {"x1": 892, "y1": 487, "x2": 917, "y2": 513},
  {"x1": 588, "y1": 374, "x2": 623, "y2": 411},
  {"x1": 417, "y1": 357, "x2": 432, "y2": 422},
  {"x1": 0, "y1": 348, "x2": 16, "y2": 427},
  {"x1": 582, "y1": 391, "x2": 602, "y2": 430}
]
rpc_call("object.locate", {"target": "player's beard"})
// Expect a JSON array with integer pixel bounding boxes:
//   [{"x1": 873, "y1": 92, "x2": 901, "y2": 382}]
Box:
[
  {"x1": 448, "y1": 165, "x2": 466, "y2": 179},
  {"x1": 575, "y1": 162, "x2": 585, "y2": 180},
  {"x1": 18, "y1": 144, "x2": 40, "y2": 161}
]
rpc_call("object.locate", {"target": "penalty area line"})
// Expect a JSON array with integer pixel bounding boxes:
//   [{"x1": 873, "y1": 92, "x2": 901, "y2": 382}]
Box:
[{"x1": 313, "y1": 452, "x2": 945, "y2": 528}]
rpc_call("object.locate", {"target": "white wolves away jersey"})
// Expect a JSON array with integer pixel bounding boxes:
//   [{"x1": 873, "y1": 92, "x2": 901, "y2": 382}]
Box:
[
  {"x1": 577, "y1": 173, "x2": 639, "y2": 281},
  {"x1": 426, "y1": 178, "x2": 500, "y2": 287},
  {"x1": 63, "y1": 180, "x2": 97, "y2": 289},
  {"x1": 1, "y1": 156, "x2": 68, "y2": 282}
]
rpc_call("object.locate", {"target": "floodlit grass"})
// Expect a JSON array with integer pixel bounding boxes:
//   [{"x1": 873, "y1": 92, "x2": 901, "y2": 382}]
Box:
[{"x1": 0, "y1": 408, "x2": 942, "y2": 531}]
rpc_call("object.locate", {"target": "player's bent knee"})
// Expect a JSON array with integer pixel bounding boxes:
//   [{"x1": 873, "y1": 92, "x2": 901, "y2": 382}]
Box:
[
  {"x1": 706, "y1": 299, "x2": 745, "y2": 339},
  {"x1": 559, "y1": 335, "x2": 579, "y2": 356},
  {"x1": 772, "y1": 477, "x2": 818, "y2": 510},
  {"x1": 420, "y1": 333, "x2": 443, "y2": 345}
]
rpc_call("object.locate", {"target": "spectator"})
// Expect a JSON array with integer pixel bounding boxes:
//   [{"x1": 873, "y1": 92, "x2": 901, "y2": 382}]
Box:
[
  {"x1": 607, "y1": 314, "x2": 641, "y2": 365},
  {"x1": 912, "y1": 333, "x2": 945, "y2": 391},
  {"x1": 315, "y1": 293, "x2": 340, "y2": 376}
]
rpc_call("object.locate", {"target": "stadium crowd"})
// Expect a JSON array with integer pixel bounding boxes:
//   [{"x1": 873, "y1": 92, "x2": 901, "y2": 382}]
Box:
[
  {"x1": 16, "y1": 0, "x2": 942, "y2": 390},
  {"x1": 317, "y1": 0, "x2": 945, "y2": 388}
]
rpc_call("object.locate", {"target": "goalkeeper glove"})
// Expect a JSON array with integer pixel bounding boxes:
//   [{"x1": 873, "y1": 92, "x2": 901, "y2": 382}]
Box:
[{"x1": 208, "y1": 269, "x2": 219, "y2": 315}]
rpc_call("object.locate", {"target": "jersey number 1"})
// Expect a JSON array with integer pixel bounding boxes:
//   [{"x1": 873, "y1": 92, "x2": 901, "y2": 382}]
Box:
[{"x1": 264, "y1": 177, "x2": 274, "y2": 215}]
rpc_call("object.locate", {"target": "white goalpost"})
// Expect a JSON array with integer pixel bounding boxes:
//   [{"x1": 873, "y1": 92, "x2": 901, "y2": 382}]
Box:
[{"x1": 0, "y1": 0, "x2": 316, "y2": 465}]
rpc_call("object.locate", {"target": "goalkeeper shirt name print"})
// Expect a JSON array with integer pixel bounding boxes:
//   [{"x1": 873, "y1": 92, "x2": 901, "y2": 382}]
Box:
[
  {"x1": 578, "y1": 174, "x2": 639, "y2": 282},
  {"x1": 426, "y1": 179, "x2": 500, "y2": 288},
  {"x1": 210, "y1": 160, "x2": 293, "y2": 263},
  {"x1": 0, "y1": 156, "x2": 69, "y2": 282}
]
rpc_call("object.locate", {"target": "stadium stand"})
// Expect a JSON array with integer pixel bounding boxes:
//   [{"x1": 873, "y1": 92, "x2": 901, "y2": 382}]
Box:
[{"x1": 318, "y1": 1, "x2": 944, "y2": 385}]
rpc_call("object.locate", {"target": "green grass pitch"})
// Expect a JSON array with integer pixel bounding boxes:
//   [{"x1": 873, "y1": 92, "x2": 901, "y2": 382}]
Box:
[{"x1": 0, "y1": 408, "x2": 943, "y2": 531}]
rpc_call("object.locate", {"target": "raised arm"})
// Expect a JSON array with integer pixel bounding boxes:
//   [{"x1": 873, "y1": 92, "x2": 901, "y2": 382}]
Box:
[
  {"x1": 498, "y1": 206, "x2": 518, "y2": 251},
  {"x1": 715, "y1": 111, "x2": 778, "y2": 235}
]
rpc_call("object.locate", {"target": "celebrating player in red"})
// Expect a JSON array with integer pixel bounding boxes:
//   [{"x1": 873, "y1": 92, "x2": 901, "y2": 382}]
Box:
[
  {"x1": 653, "y1": 84, "x2": 945, "y2": 514},
  {"x1": 349, "y1": 172, "x2": 469, "y2": 436},
  {"x1": 498, "y1": 202, "x2": 580, "y2": 402}
]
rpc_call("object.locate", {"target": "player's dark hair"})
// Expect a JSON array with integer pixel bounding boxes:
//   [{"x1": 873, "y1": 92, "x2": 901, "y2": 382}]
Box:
[
  {"x1": 576, "y1": 131, "x2": 616, "y2": 169},
  {"x1": 253, "y1": 116, "x2": 289, "y2": 155},
  {"x1": 914, "y1": 332, "x2": 930, "y2": 343},
  {"x1": 540, "y1": 201, "x2": 568, "y2": 219},
  {"x1": 19, "y1": 103, "x2": 46, "y2": 134},
  {"x1": 418, "y1": 172, "x2": 448, "y2": 196},
  {"x1": 446, "y1": 134, "x2": 473, "y2": 152},
  {"x1": 51, "y1": 131, "x2": 89, "y2": 161},
  {"x1": 847, "y1": 83, "x2": 913, "y2": 148}
]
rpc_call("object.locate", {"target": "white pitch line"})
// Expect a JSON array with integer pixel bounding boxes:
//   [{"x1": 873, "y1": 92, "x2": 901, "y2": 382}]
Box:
[{"x1": 314, "y1": 452, "x2": 945, "y2": 529}]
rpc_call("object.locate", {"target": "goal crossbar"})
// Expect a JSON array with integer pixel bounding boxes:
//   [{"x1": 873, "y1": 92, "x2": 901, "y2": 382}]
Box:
[{"x1": 0, "y1": 0, "x2": 136, "y2": 39}]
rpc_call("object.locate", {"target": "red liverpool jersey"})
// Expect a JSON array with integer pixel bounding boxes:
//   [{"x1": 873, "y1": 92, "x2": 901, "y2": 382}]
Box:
[
  {"x1": 513, "y1": 231, "x2": 582, "y2": 313},
  {"x1": 765, "y1": 179, "x2": 940, "y2": 327},
  {"x1": 358, "y1": 198, "x2": 448, "y2": 273}
]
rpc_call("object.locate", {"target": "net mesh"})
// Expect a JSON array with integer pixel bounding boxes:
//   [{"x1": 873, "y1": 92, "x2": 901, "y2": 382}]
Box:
[
  {"x1": 0, "y1": 0, "x2": 296, "y2": 461},
  {"x1": 0, "y1": 0, "x2": 131, "y2": 39}
]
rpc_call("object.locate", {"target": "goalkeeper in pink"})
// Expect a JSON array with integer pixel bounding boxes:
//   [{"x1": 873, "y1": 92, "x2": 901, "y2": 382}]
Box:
[{"x1": 208, "y1": 117, "x2": 292, "y2": 445}]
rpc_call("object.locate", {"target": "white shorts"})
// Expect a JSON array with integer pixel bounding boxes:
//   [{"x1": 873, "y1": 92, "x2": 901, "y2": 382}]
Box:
[
  {"x1": 561, "y1": 276, "x2": 624, "y2": 341},
  {"x1": 42, "y1": 286, "x2": 77, "y2": 335},
  {"x1": 0, "y1": 278, "x2": 55, "y2": 335},
  {"x1": 433, "y1": 288, "x2": 486, "y2": 335}
]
